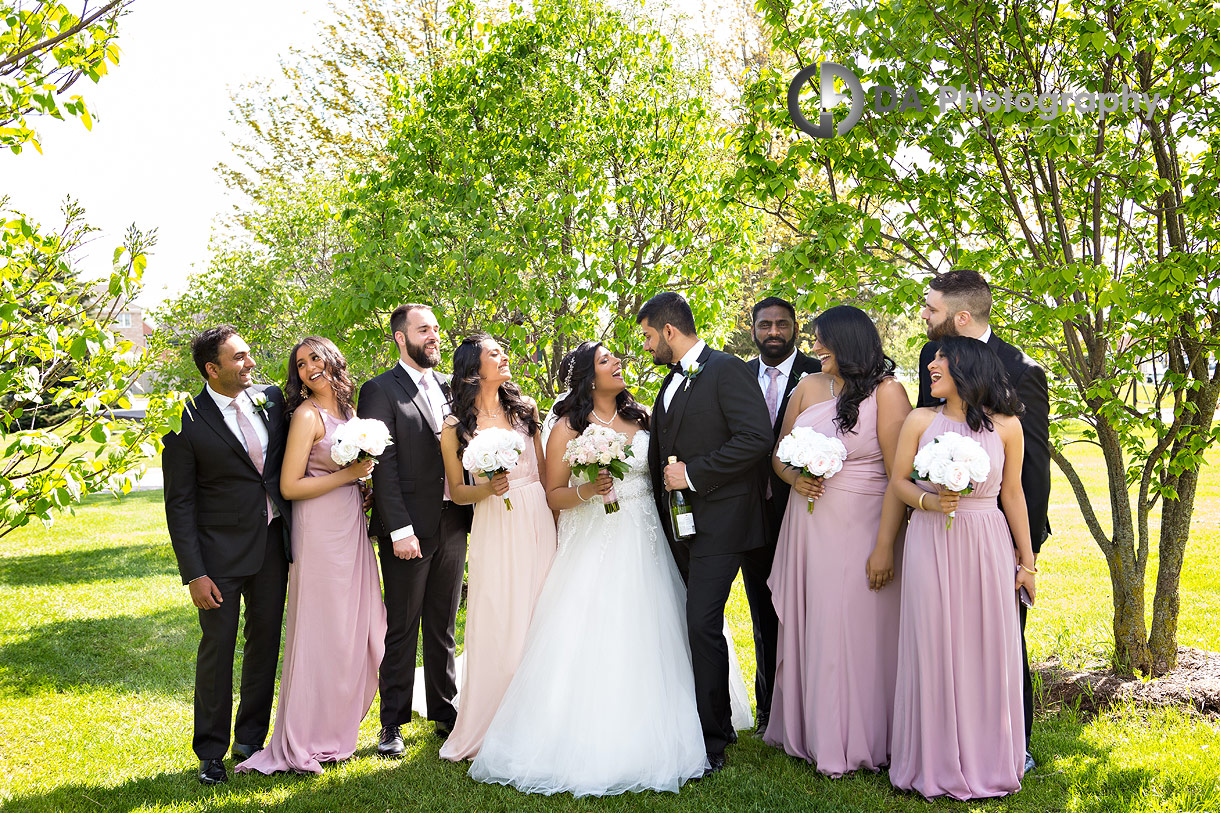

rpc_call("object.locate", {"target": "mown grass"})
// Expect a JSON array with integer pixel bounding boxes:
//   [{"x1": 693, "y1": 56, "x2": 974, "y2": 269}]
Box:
[{"x1": 2, "y1": 443, "x2": 1219, "y2": 812}]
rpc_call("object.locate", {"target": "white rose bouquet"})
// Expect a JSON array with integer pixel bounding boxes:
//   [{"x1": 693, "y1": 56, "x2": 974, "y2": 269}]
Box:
[
  {"x1": 330, "y1": 417, "x2": 394, "y2": 480},
  {"x1": 562, "y1": 425, "x2": 634, "y2": 514},
  {"x1": 462, "y1": 427, "x2": 526, "y2": 510},
  {"x1": 911, "y1": 431, "x2": 991, "y2": 529},
  {"x1": 775, "y1": 426, "x2": 848, "y2": 513}
]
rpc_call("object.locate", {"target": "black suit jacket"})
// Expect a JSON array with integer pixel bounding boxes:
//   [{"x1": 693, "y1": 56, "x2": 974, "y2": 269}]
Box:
[
  {"x1": 649, "y1": 345, "x2": 774, "y2": 557},
  {"x1": 746, "y1": 351, "x2": 823, "y2": 531},
  {"x1": 357, "y1": 365, "x2": 472, "y2": 546},
  {"x1": 162, "y1": 384, "x2": 292, "y2": 584},
  {"x1": 917, "y1": 334, "x2": 1052, "y2": 552}
]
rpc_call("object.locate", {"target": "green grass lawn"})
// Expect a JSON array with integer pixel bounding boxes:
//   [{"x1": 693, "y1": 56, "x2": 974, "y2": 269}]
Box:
[{"x1": 2, "y1": 445, "x2": 1219, "y2": 812}]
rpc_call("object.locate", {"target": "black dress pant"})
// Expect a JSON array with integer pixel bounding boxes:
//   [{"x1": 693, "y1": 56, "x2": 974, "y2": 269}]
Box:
[
  {"x1": 683, "y1": 551, "x2": 744, "y2": 758},
  {"x1": 740, "y1": 539, "x2": 779, "y2": 728},
  {"x1": 378, "y1": 504, "x2": 468, "y2": 728},
  {"x1": 1020, "y1": 599, "x2": 1034, "y2": 748},
  {"x1": 193, "y1": 518, "x2": 288, "y2": 760}
]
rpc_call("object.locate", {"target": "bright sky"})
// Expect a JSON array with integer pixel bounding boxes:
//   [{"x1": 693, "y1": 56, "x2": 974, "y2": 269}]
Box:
[
  {"x1": 2, "y1": 1, "x2": 729, "y2": 314},
  {"x1": 1, "y1": 0, "x2": 336, "y2": 310}
]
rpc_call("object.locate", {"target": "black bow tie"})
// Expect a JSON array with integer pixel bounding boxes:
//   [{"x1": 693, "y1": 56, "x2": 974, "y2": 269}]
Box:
[{"x1": 668, "y1": 363, "x2": 683, "y2": 373}]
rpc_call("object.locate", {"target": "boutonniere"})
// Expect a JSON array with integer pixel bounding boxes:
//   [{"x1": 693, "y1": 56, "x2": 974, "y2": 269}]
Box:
[
  {"x1": 796, "y1": 371, "x2": 813, "y2": 383},
  {"x1": 682, "y1": 362, "x2": 704, "y2": 391},
  {"x1": 249, "y1": 391, "x2": 272, "y2": 419}
]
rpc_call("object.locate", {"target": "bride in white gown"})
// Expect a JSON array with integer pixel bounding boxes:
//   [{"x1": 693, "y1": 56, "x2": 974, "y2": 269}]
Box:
[{"x1": 469, "y1": 342, "x2": 750, "y2": 797}]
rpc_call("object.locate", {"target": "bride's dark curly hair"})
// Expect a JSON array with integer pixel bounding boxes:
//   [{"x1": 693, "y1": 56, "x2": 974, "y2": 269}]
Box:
[
  {"x1": 449, "y1": 332, "x2": 539, "y2": 456},
  {"x1": 284, "y1": 336, "x2": 356, "y2": 420},
  {"x1": 812, "y1": 305, "x2": 896, "y2": 435},
  {"x1": 935, "y1": 335, "x2": 1022, "y2": 432},
  {"x1": 552, "y1": 341, "x2": 649, "y2": 434}
]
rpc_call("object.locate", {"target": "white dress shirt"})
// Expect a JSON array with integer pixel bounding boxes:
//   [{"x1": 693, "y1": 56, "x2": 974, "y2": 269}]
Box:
[
  {"x1": 662, "y1": 339, "x2": 706, "y2": 491},
  {"x1": 976, "y1": 326, "x2": 993, "y2": 344},
  {"x1": 390, "y1": 361, "x2": 451, "y2": 543},
  {"x1": 205, "y1": 384, "x2": 278, "y2": 519},
  {"x1": 400, "y1": 360, "x2": 448, "y2": 431},
  {"x1": 756, "y1": 349, "x2": 798, "y2": 400},
  {"x1": 662, "y1": 339, "x2": 707, "y2": 411}
]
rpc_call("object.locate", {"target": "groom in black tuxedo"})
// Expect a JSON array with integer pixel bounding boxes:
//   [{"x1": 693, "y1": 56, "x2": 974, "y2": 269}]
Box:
[
  {"x1": 162, "y1": 326, "x2": 292, "y2": 784},
  {"x1": 742, "y1": 296, "x2": 820, "y2": 735},
  {"x1": 638, "y1": 292, "x2": 773, "y2": 775},
  {"x1": 915, "y1": 269, "x2": 1051, "y2": 773},
  {"x1": 358, "y1": 303, "x2": 473, "y2": 757}
]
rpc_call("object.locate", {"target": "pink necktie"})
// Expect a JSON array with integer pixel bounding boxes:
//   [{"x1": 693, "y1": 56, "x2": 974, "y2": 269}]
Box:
[
  {"x1": 234, "y1": 400, "x2": 273, "y2": 523},
  {"x1": 764, "y1": 367, "x2": 782, "y2": 424},
  {"x1": 764, "y1": 367, "x2": 781, "y2": 499},
  {"x1": 419, "y1": 375, "x2": 452, "y2": 501}
]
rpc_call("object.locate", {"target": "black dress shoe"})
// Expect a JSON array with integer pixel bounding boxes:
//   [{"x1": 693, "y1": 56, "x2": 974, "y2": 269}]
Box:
[
  {"x1": 378, "y1": 725, "x2": 405, "y2": 758},
  {"x1": 199, "y1": 758, "x2": 228, "y2": 785},
  {"x1": 231, "y1": 742, "x2": 262, "y2": 761},
  {"x1": 754, "y1": 712, "x2": 769, "y2": 738},
  {"x1": 702, "y1": 752, "x2": 725, "y2": 778},
  {"x1": 434, "y1": 720, "x2": 454, "y2": 740}
]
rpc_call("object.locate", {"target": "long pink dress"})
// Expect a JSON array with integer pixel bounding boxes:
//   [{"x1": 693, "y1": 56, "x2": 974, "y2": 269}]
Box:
[
  {"x1": 889, "y1": 410, "x2": 1025, "y2": 799},
  {"x1": 439, "y1": 427, "x2": 556, "y2": 761},
  {"x1": 236, "y1": 403, "x2": 387, "y2": 775},
  {"x1": 764, "y1": 389, "x2": 902, "y2": 776}
]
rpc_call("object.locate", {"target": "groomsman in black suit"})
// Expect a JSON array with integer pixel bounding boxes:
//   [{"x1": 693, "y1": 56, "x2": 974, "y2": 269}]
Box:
[
  {"x1": 358, "y1": 304, "x2": 472, "y2": 757},
  {"x1": 915, "y1": 269, "x2": 1051, "y2": 773},
  {"x1": 162, "y1": 326, "x2": 292, "y2": 784},
  {"x1": 742, "y1": 296, "x2": 820, "y2": 736},
  {"x1": 639, "y1": 292, "x2": 773, "y2": 775}
]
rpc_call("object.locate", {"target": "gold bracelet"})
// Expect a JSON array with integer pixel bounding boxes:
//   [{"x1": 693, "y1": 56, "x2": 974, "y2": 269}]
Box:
[
  {"x1": 1020, "y1": 563, "x2": 1039, "y2": 574},
  {"x1": 918, "y1": 492, "x2": 927, "y2": 511}
]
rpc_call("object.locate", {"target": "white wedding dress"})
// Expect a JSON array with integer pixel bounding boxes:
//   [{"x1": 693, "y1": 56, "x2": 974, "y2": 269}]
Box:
[{"x1": 468, "y1": 430, "x2": 751, "y2": 797}]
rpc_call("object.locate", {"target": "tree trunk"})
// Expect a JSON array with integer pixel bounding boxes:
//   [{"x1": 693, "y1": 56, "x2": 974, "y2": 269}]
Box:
[
  {"x1": 1148, "y1": 472, "x2": 1193, "y2": 675},
  {"x1": 1147, "y1": 373, "x2": 1220, "y2": 674},
  {"x1": 1108, "y1": 533, "x2": 1152, "y2": 674},
  {"x1": 1098, "y1": 423, "x2": 1152, "y2": 674}
]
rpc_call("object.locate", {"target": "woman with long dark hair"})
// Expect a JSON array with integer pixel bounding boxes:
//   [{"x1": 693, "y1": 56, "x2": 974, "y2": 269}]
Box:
[
  {"x1": 469, "y1": 340, "x2": 721, "y2": 796},
  {"x1": 438, "y1": 332, "x2": 556, "y2": 761},
  {"x1": 887, "y1": 335, "x2": 1036, "y2": 799},
  {"x1": 236, "y1": 336, "x2": 386, "y2": 775},
  {"x1": 763, "y1": 305, "x2": 912, "y2": 775}
]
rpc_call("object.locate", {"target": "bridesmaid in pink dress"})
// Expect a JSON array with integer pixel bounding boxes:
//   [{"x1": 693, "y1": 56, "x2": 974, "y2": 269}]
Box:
[
  {"x1": 438, "y1": 332, "x2": 556, "y2": 761},
  {"x1": 887, "y1": 335, "x2": 1038, "y2": 800},
  {"x1": 237, "y1": 336, "x2": 387, "y2": 775},
  {"x1": 764, "y1": 306, "x2": 911, "y2": 776}
]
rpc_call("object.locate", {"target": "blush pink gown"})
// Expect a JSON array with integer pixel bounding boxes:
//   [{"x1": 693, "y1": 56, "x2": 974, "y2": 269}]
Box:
[
  {"x1": 764, "y1": 388, "x2": 902, "y2": 776},
  {"x1": 889, "y1": 409, "x2": 1025, "y2": 799},
  {"x1": 236, "y1": 403, "x2": 386, "y2": 775},
  {"x1": 439, "y1": 427, "x2": 557, "y2": 761}
]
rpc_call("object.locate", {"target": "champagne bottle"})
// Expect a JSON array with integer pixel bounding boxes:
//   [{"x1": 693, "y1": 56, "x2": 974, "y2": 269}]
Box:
[{"x1": 668, "y1": 455, "x2": 696, "y2": 539}]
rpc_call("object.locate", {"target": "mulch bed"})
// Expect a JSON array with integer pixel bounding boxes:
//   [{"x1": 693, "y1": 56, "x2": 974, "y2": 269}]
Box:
[{"x1": 1036, "y1": 646, "x2": 1220, "y2": 719}]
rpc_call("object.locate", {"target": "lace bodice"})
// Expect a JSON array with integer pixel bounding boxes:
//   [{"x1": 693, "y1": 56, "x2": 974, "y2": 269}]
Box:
[{"x1": 558, "y1": 430, "x2": 659, "y2": 558}]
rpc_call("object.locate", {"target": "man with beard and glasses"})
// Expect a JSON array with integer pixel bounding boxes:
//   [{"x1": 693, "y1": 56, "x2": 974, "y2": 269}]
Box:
[
  {"x1": 357, "y1": 304, "x2": 473, "y2": 756},
  {"x1": 915, "y1": 269, "x2": 1051, "y2": 774},
  {"x1": 742, "y1": 296, "x2": 819, "y2": 736}
]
